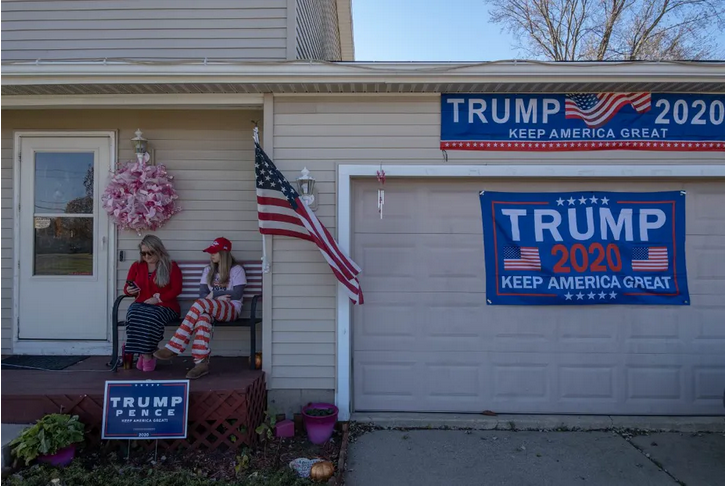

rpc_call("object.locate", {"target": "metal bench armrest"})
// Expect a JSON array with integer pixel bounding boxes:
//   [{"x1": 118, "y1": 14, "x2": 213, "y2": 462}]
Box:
[{"x1": 109, "y1": 294, "x2": 135, "y2": 372}]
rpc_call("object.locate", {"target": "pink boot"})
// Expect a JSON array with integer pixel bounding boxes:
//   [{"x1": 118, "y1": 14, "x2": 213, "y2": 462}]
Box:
[{"x1": 142, "y1": 357, "x2": 157, "y2": 372}]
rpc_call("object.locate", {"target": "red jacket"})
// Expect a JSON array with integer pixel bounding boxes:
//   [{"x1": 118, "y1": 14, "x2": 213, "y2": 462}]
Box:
[{"x1": 124, "y1": 261, "x2": 183, "y2": 314}]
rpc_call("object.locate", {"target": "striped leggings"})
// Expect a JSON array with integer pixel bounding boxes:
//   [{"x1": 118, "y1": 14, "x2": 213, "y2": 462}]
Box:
[{"x1": 164, "y1": 298, "x2": 238, "y2": 364}]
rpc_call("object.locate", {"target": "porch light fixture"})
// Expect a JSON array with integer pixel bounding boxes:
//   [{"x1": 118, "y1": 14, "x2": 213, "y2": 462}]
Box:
[
  {"x1": 296, "y1": 167, "x2": 318, "y2": 211},
  {"x1": 131, "y1": 128, "x2": 151, "y2": 164}
]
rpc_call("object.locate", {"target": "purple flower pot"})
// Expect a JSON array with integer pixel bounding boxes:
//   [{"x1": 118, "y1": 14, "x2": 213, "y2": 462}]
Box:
[
  {"x1": 37, "y1": 445, "x2": 75, "y2": 467},
  {"x1": 301, "y1": 402, "x2": 338, "y2": 445}
]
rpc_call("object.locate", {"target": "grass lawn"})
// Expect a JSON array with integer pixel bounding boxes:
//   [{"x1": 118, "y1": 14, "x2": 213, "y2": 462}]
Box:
[{"x1": 35, "y1": 254, "x2": 93, "y2": 275}]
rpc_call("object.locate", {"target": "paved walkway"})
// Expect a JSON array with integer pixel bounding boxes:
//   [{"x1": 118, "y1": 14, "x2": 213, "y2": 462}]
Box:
[{"x1": 346, "y1": 430, "x2": 725, "y2": 486}]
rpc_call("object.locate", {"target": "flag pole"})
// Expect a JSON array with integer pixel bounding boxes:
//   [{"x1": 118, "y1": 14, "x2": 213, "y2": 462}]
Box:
[{"x1": 253, "y1": 126, "x2": 271, "y2": 274}]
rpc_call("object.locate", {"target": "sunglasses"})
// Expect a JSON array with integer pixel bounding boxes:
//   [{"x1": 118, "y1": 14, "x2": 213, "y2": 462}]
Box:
[{"x1": 140, "y1": 251, "x2": 156, "y2": 257}]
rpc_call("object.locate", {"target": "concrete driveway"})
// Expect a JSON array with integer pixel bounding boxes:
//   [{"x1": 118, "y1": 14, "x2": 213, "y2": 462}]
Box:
[{"x1": 345, "y1": 430, "x2": 725, "y2": 486}]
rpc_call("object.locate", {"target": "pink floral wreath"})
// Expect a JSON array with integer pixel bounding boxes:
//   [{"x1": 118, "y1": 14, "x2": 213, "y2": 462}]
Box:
[{"x1": 102, "y1": 159, "x2": 182, "y2": 234}]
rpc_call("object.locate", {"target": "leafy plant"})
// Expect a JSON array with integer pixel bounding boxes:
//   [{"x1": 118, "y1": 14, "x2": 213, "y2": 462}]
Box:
[
  {"x1": 234, "y1": 447, "x2": 251, "y2": 475},
  {"x1": 9, "y1": 414, "x2": 85, "y2": 465},
  {"x1": 254, "y1": 409, "x2": 277, "y2": 441},
  {"x1": 304, "y1": 408, "x2": 335, "y2": 417}
]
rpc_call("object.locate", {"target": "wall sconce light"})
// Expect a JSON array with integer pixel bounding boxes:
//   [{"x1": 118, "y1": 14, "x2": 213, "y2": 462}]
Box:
[
  {"x1": 296, "y1": 167, "x2": 318, "y2": 211},
  {"x1": 131, "y1": 128, "x2": 152, "y2": 165}
]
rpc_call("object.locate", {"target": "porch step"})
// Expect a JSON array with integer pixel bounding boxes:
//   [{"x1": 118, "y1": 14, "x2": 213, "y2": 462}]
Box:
[{"x1": 2, "y1": 423, "x2": 31, "y2": 471}]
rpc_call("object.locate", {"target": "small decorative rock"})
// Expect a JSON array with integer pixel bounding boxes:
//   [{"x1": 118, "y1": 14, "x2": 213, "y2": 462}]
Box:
[{"x1": 289, "y1": 458, "x2": 324, "y2": 478}]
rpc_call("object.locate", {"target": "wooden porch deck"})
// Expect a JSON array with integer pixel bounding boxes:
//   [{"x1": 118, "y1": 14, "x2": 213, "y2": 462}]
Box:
[{"x1": 1, "y1": 356, "x2": 266, "y2": 450}]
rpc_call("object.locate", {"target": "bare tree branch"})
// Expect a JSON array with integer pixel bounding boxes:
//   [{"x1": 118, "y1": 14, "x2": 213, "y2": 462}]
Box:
[{"x1": 484, "y1": 0, "x2": 725, "y2": 60}]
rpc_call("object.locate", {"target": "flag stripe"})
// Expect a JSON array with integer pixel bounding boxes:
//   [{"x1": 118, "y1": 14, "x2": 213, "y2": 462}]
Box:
[{"x1": 259, "y1": 227, "x2": 314, "y2": 242}]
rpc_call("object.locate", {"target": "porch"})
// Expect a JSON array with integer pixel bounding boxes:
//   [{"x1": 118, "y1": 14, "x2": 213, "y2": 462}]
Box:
[{"x1": 1, "y1": 356, "x2": 266, "y2": 450}]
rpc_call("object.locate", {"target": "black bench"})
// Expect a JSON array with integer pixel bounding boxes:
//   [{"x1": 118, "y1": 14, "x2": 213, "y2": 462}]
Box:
[{"x1": 110, "y1": 260, "x2": 263, "y2": 371}]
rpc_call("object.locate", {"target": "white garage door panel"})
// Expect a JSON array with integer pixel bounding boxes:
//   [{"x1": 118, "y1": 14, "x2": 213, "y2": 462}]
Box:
[
  {"x1": 352, "y1": 178, "x2": 725, "y2": 415},
  {"x1": 355, "y1": 350, "x2": 722, "y2": 414},
  {"x1": 356, "y1": 293, "x2": 723, "y2": 356},
  {"x1": 356, "y1": 233, "x2": 483, "y2": 292}
]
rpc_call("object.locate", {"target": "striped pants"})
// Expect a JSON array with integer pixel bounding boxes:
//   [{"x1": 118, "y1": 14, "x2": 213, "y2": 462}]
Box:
[
  {"x1": 125, "y1": 303, "x2": 179, "y2": 354},
  {"x1": 164, "y1": 298, "x2": 238, "y2": 364}
]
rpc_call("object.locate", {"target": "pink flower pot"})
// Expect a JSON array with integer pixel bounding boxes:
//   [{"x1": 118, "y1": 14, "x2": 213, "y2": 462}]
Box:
[
  {"x1": 37, "y1": 445, "x2": 75, "y2": 467},
  {"x1": 301, "y1": 403, "x2": 338, "y2": 445}
]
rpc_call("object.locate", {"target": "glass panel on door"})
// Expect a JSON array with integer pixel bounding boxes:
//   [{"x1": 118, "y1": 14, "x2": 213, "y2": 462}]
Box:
[{"x1": 32, "y1": 152, "x2": 95, "y2": 276}]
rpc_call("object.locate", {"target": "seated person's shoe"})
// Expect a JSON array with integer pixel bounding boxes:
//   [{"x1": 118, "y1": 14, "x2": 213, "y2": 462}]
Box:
[
  {"x1": 142, "y1": 357, "x2": 156, "y2": 372},
  {"x1": 186, "y1": 360, "x2": 209, "y2": 379},
  {"x1": 153, "y1": 348, "x2": 177, "y2": 360}
]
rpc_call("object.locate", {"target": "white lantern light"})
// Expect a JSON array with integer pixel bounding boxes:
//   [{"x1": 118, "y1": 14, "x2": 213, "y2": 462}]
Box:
[
  {"x1": 131, "y1": 129, "x2": 149, "y2": 164},
  {"x1": 296, "y1": 167, "x2": 318, "y2": 210}
]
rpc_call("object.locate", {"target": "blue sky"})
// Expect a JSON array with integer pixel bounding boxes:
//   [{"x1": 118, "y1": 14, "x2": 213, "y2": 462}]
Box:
[
  {"x1": 351, "y1": 0, "x2": 725, "y2": 62},
  {"x1": 352, "y1": 0, "x2": 519, "y2": 62}
]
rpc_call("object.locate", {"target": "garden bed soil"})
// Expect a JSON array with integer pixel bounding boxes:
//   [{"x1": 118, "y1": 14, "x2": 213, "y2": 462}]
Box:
[{"x1": 4, "y1": 424, "x2": 349, "y2": 486}]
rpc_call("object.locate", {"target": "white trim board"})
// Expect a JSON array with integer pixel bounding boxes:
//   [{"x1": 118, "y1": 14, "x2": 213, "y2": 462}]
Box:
[
  {"x1": 334, "y1": 162, "x2": 725, "y2": 420},
  {"x1": 3, "y1": 94, "x2": 264, "y2": 109},
  {"x1": 13, "y1": 130, "x2": 117, "y2": 355}
]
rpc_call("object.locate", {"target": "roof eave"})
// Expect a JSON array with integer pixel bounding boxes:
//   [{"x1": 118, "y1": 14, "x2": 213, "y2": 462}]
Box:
[{"x1": 2, "y1": 61, "x2": 724, "y2": 95}]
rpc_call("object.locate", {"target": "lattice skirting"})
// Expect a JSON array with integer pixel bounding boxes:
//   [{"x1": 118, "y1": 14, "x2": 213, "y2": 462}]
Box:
[{"x1": 4, "y1": 375, "x2": 266, "y2": 451}]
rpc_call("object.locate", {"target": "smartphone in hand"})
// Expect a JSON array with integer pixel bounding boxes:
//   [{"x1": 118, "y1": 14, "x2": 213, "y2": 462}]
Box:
[{"x1": 126, "y1": 280, "x2": 139, "y2": 294}]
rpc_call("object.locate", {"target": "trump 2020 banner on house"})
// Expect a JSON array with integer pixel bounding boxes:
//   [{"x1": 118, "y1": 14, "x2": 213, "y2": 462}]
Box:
[
  {"x1": 441, "y1": 93, "x2": 725, "y2": 151},
  {"x1": 479, "y1": 191, "x2": 689, "y2": 305},
  {"x1": 102, "y1": 380, "x2": 190, "y2": 439}
]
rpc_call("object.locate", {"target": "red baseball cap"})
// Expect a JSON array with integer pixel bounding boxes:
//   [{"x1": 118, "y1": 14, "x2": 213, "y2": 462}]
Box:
[{"x1": 203, "y1": 237, "x2": 232, "y2": 254}]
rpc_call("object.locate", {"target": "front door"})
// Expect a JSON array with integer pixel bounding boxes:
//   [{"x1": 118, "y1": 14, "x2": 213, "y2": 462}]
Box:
[{"x1": 18, "y1": 136, "x2": 111, "y2": 341}]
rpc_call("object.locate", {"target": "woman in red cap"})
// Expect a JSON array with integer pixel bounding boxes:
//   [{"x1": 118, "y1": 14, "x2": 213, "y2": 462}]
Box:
[{"x1": 154, "y1": 237, "x2": 246, "y2": 379}]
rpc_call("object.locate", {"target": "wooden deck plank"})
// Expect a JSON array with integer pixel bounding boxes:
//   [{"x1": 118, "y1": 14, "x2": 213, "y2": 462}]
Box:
[{"x1": 2, "y1": 356, "x2": 261, "y2": 395}]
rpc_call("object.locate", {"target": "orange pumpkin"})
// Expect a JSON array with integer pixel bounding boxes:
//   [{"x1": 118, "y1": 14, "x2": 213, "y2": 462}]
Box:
[
  {"x1": 254, "y1": 352, "x2": 262, "y2": 370},
  {"x1": 310, "y1": 461, "x2": 335, "y2": 482}
]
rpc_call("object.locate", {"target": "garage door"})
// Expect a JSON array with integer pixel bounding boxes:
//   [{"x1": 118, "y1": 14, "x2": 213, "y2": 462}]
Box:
[{"x1": 352, "y1": 178, "x2": 724, "y2": 415}]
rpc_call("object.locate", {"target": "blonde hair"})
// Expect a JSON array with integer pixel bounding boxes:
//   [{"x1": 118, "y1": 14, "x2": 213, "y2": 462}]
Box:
[
  {"x1": 139, "y1": 235, "x2": 172, "y2": 287},
  {"x1": 207, "y1": 250, "x2": 238, "y2": 288}
]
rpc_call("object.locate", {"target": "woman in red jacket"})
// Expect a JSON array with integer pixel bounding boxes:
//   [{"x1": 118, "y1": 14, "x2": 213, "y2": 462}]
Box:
[{"x1": 123, "y1": 235, "x2": 182, "y2": 372}]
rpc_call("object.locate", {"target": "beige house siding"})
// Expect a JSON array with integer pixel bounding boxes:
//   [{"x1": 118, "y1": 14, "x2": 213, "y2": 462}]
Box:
[
  {"x1": 1, "y1": 109, "x2": 263, "y2": 355},
  {"x1": 295, "y1": 0, "x2": 342, "y2": 61},
  {"x1": 270, "y1": 94, "x2": 725, "y2": 391},
  {"x1": 1, "y1": 0, "x2": 288, "y2": 62},
  {"x1": 335, "y1": 0, "x2": 354, "y2": 61}
]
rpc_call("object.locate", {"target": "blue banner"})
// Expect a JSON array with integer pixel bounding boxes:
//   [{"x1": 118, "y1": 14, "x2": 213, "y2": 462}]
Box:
[
  {"x1": 480, "y1": 191, "x2": 689, "y2": 305},
  {"x1": 442, "y1": 93, "x2": 725, "y2": 152},
  {"x1": 102, "y1": 380, "x2": 190, "y2": 439}
]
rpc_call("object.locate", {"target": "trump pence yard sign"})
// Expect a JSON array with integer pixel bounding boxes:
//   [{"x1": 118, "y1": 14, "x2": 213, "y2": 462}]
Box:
[
  {"x1": 102, "y1": 380, "x2": 190, "y2": 439},
  {"x1": 479, "y1": 191, "x2": 689, "y2": 305}
]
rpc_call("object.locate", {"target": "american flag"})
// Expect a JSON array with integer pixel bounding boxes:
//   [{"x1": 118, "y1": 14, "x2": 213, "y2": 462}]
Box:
[
  {"x1": 503, "y1": 246, "x2": 541, "y2": 270},
  {"x1": 255, "y1": 143, "x2": 364, "y2": 304},
  {"x1": 565, "y1": 93, "x2": 651, "y2": 128},
  {"x1": 631, "y1": 246, "x2": 668, "y2": 271}
]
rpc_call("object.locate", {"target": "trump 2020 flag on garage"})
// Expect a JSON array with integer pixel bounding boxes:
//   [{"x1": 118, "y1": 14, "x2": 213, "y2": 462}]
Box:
[
  {"x1": 479, "y1": 191, "x2": 689, "y2": 306},
  {"x1": 255, "y1": 142, "x2": 364, "y2": 304}
]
